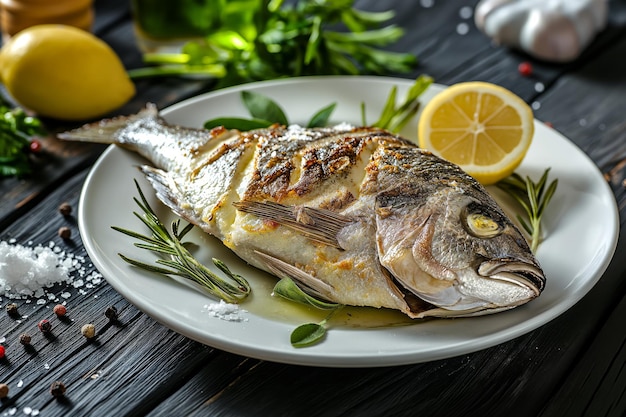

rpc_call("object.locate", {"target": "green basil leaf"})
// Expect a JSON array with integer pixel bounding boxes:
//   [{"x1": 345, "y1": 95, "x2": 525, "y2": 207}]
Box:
[
  {"x1": 307, "y1": 103, "x2": 337, "y2": 128},
  {"x1": 203, "y1": 117, "x2": 273, "y2": 130},
  {"x1": 290, "y1": 322, "x2": 326, "y2": 347},
  {"x1": 273, "y1": 277, "x2": 339, "y2": 310},
  {"x1": 241, "y1": 91, "x2": 289, "y2": 125}
]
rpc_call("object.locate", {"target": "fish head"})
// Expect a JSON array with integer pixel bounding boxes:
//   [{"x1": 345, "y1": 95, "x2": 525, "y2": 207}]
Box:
[{"x1": 375, "y1": 182, "x2": 545, "y2": 318}]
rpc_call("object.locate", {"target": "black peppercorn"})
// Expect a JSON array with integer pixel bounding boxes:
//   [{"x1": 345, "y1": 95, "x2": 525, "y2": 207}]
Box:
[
  {"x1": 58, "y1": 202, "x2": 72, "y2": 216},
  {"x1": 104, "y1": 306, "x2": 118, "y2": 321},
  {"x1": 6, "y1": 303, "x2": 17, "y2": 315},
  {"x1": 19, "y1": 333, "x2": 31, "y2": 345},
  {"x1": 58, "y1": 227, "x2": 71, "y2": 239},
  {"x1": 50, "y1": 381, "x2": 66, "y2": 397},
  {"x1": 0, "y1": 383, "x2": 8, "y2": 399}
]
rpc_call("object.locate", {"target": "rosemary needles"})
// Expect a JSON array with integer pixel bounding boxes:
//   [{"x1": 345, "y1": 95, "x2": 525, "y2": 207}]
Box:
[
  {"x1": 496, "y1": 168, "x2": 558, "y2": 253},
  {"x1": 112, "y1": 180, "x2": 251, "y2": 303}
]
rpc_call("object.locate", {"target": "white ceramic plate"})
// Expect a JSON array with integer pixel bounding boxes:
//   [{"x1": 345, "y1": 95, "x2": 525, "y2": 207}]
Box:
[{"x1": 79, "y1": 76, "x2": 619, "y2": 367}]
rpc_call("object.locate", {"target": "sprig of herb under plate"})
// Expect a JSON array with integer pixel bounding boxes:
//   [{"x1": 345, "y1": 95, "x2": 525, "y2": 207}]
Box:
[
  {"x1": 496, "y1": 168, "x2": 558, "y2": 253},
  {"x1": 112, "y1": 180, "x2": 251, "y2": 303}
]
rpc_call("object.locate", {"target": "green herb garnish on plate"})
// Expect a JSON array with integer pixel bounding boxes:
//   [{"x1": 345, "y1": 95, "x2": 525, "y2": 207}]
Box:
[
  {"x1": 496, "y1": 169, "x2": 558, "y2": 253},
  {"x1": 113, "y1": 180, "x2": 251, "y2": 303}
]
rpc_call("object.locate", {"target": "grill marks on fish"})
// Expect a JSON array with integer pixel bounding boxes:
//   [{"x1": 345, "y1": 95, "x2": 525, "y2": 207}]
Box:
[{"x1": 243, "y1": 126, "x2": 391, "y2": 203}]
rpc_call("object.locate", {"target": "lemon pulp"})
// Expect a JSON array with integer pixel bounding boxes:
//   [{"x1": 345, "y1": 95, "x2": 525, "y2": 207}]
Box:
[{"x1": 418, "y1": 81, "x2": 534, "y2": 185}]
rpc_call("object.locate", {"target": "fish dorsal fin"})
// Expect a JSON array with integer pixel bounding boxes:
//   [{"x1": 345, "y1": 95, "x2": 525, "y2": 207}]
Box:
[
  {"x1": 253, "y1": 250, "x2": 335, "y2": 300},
  {"x1": 233, "y1": 200, "x2": 353, "y2": 249}
]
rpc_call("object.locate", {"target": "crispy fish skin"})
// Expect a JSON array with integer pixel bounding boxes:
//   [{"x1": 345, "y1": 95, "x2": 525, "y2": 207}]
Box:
[{"x1": 59, "y1": 104, "x2": 545, "y2": 318}]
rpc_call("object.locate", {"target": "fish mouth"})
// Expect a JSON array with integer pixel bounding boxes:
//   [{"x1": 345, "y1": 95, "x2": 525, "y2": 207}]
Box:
[{"x1": 477, "y1": 258, "x2": 545, "y2": 297}]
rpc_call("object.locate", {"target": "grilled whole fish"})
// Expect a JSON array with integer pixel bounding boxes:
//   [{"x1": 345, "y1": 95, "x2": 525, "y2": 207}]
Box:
[{"x1": 59, "y1": 104, "x2": 545, "y2": 318}]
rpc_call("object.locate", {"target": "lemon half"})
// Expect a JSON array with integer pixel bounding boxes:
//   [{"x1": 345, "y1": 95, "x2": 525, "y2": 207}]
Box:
[
  {"x1": 418, "y1": 81, "x2": 534, "y2": 185},
  {"x1": 0, "y1": 24, "x2": 135, "y2": 121}
]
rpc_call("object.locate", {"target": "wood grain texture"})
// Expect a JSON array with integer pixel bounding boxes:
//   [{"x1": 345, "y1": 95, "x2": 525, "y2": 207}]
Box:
[{"x1": 1, "y1": 0, "x2": 626, "y2": 416}]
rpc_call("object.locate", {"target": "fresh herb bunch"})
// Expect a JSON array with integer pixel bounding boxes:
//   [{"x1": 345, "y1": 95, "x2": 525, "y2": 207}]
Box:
[
  {"x1": 496, "y1": 169, "x2": 558, "y2": 253},
  {"x1": 0, "y1": 98, "x2": 46, "y2": 177},
  {"x1": 113, "y1": 180, "x2": 251, "y2": 303},
  {"x1": 128, "y1": 0, "x2": 417, "y2": 87}
]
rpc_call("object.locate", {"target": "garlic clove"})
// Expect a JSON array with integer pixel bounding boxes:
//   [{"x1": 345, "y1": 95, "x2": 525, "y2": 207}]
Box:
[{"x1": 474, "y1": 0, "x2": 608, "y2": 62}]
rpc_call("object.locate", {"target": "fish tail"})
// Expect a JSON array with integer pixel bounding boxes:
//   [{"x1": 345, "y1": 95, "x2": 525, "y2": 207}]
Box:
[{"x1": 57, "y1": 103, "x2": 159, "y2": 144}]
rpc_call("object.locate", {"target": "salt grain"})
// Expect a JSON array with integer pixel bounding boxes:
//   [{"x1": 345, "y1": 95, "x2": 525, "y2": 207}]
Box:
[
  {"x1": 459, "y1": 6, "x2": 472, "y2": 19},
  {"x1": 202, "y1": 300, "x2": 248, "y2": 322},
  {"x1": 333, "y1": 122, "x2": 354, "y2": 131}
]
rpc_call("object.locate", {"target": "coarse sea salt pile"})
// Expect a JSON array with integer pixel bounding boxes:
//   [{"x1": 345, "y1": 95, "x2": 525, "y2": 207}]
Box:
[
  {"x1": 0, "y1": 239, "x2": 103, "y2": 303},
  {"x1": 202, "y1": 300, "x2": 248, "y2": 322}
]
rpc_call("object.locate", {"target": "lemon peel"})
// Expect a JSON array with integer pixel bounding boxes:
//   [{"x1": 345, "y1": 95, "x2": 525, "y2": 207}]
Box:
[
  {"x1": 418, "y1": 81, "x2": 534, "y2": 185},
  {"x1": 0, "y1": 24, "x2": 135, "y2": 121}
]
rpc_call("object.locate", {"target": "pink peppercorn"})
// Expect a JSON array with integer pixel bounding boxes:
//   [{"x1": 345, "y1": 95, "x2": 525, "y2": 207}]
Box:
[
  {"x1": 53, "y1": 304, "x2": 67, "y2": 317},
  {"x1": 518, "y1": 61, "x2": 533, "y2": 77},
  {"x1": 38, "y1": 319, "x2": 52, "y2": 333},
  {"x1": 29, "y1": 139, "x2": 42, "y2": 153}
]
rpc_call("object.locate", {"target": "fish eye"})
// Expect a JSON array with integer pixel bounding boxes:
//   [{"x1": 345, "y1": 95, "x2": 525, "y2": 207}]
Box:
[{"x1": 462, "y1": 202, "x2": 504, "y2": 238}]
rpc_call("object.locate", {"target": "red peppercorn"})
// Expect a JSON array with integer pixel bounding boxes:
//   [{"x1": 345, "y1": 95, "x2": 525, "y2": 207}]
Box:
[
  {"x1": 29, "y1": 139, "x2": 42, "y2": 153},
  {"x1": 53, "y1": 304, "x2": 67, "y2": 317},
  {"x1": 0, "y1": 345, "x2": 5, "y2": 359},
  {"x1": 518, "y1": 61, "x2": 533, "y2": 77},
  {"x1": 38, "y1": 319, "x2": 52, "y2": 333},
  {"x1": 544, "y1": 121, "x2": 553, "y2": 128}
]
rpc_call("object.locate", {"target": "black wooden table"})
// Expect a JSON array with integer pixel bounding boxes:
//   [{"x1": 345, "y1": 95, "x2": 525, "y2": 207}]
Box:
[{"x1": 1, "y1": 1, "x2": 626, "y2": 416}]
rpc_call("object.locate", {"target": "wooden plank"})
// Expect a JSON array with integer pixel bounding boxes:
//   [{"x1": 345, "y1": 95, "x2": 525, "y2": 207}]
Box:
[
  {"x1": 2, "y1": 1, "x2": 626, "y2": 416},
  {"x1": 539, "y1": 276, "x2": 626, "y2": 417}
]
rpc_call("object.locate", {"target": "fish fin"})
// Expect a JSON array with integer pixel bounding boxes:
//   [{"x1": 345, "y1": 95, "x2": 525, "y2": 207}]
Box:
[
  {"x1": 139, "y1": 166, "x2": 206, "y2": 228},
  {"x1": 233, "y1": 200, "x2": 353, "y2": 249},
  {"x1": 253, "y1": 250, "x2": 335, "y2": 300},
  {"x1": 57, "y1": 103, "x2": 159, "y2": 144}
]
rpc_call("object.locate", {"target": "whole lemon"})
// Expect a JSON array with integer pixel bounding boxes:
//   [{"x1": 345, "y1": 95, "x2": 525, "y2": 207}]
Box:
[{"x1": 0, "y1": 24, "x2": 135, "y2": 120}]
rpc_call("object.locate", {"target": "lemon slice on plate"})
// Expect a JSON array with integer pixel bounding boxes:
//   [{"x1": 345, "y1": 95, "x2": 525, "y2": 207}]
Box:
[{"x1": 418, "y1": 81, "x2": 534, "y2": 185}]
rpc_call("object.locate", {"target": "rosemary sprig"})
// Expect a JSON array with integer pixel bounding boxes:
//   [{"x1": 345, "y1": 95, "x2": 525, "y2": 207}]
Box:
[
  {"x1": 112, "y1": 180, "x2": 251, "y2": 303},
  {"x1": 496, "y1": 168, "x2": 558, "y2": 253}
]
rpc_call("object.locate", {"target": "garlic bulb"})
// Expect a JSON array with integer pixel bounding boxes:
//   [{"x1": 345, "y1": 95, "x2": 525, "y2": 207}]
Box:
[{"x1": 475, "y1": 0, "x2": 608, "y2": 62}]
